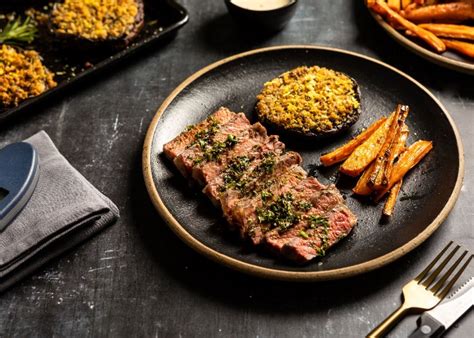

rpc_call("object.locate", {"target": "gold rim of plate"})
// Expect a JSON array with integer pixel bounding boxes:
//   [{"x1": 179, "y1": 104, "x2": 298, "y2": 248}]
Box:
[
  {"x1": 369, "y1": 11, "x2": 474, "y2": 75},
  {"x1": 142, "y1": 45, "x2": 465, "y2": 282}
]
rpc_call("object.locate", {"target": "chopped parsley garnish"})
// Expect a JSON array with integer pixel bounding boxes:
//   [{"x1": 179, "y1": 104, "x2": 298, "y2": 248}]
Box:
[
  {"x1": 256, "y1": 193, "x2": 300, "y2": 233},
  {"x1": 307, "y1": 215, "x2": 329, "y2": 229},
  {"x1": 255, "y1": 152, "x2": 276, "y2": 174},
  {"x1": 296, "y1": 200, "x2": 312, "y2": 212},
  {"x1": 299, "y1": 230, "x2": 309, "y2": 239},
  {"x1": 260, "y1": 190, "x2": 273, "y2": 201},
  {"x1": 221, "y1": 156, "x2": 251, "y2": 191},
  {"x1": 307, "y1": 215, "x2": 330, "y2": 256},
  {"x1": 193, "y1": 133, "x2": 239, "y2": 164}
]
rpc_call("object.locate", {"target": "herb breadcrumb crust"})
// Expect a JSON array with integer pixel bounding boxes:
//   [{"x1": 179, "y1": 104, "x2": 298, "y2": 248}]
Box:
[
  {"x1": 50, "y1": 0, "x2": 144, "y2": 45},
  {"x1": 0, "y1": 45, "x2": 57, "y2": 107},
  {"x1": 256, "y1": 66, "x2": 361, "y2": 137}
]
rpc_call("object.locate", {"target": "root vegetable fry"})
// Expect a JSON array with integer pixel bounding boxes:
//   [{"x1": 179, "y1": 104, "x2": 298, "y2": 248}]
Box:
[
  {"x1": 384, "y1": 124, "x2": 409, "y2": 182},
  {"x1": 402, "y1": 0, "x2": 413, "y2": 9},
  {"x1": 388, "y1": 0, "x2": 401, "y2": 11},
  {"x1": 402, "y1": 2, "x2": 474, "y2": 23},
  {"x1": 353, "y1": 161, "x2": 377, "y2": 195},
  {"x1": 419, "y1": 24, "x2": 474, "y2": 41},
  {"x1": 369, "y1": 0, "x2": 446, "y2": 52},
  {"x1": 374, "y1": 140, "x2": 433, "y2": 201},
  {"x1": 370, "y1": 105, "x2": 409, "y2": 189},
  {"x1": 442, "y1": 39, "x2": 474, "y2": 58},
  {"x1": 383, "y1": 179, "x2": 403, "y2": 217},
  {"x1": 340, "y1": 112, "x2": 396, "y2": 177},
  {"x1": 320, "y1": 117, "x2": 387, "y2": 166}
]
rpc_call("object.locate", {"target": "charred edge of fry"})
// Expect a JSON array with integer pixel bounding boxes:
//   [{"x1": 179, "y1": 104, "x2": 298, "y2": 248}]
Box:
[
  {"x1": 369, "y1": 105, "x2": 405, "y2": 189},
  {"x1": 374, "y1": 140, "x2": 433, "y2": 202},
  {"x1": 383, "y1": 179, "x2": 403, "y2": 217},
  {"x1": 320, "y1": 117, "x2": 387, "y2": 167},
  {"x1": 384, "y1": 124, "x2": 409, "y2": 181},
  {"x1": 382, "y1": 106, "x2": 409, "y2": 185}
]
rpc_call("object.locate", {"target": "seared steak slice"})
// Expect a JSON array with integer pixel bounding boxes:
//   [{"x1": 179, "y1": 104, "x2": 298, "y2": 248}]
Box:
[
  {"x1": 263, "y1": 179, "x2": 357, "y2": 263},
  {"x1": 203, "y1": 135, "x2": 285, "y2": 206},
  {"x1": 173, "y1": 112, "x2": 251, "y2": 178},
  {"x1": 279, "y1": 207, "x2": 356, "y2": 262},
  {"x1": 163, "y1": 107, "x2": 235, "y2": 160},
  {"x1": 225, "y1": 157, "x2": 307, "y2": 244},
  {"x1": 194, "y1": 122, "x2": 278, "y2": 185}
]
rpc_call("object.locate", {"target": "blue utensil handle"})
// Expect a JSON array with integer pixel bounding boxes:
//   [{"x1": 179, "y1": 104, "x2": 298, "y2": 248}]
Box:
[{"x1": 0, "y1": 142, "x2": 39, "y2": 231}]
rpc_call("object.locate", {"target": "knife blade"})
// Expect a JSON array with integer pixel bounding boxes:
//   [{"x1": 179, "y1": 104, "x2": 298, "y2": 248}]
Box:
[{"x1": 409, "y1": 277, "x2": 474, "y2": 338}]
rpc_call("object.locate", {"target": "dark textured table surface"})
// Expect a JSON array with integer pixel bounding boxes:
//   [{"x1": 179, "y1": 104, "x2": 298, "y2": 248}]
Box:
[{"x1": 1, "y1": 1, "x2": 473, "y2": 337}]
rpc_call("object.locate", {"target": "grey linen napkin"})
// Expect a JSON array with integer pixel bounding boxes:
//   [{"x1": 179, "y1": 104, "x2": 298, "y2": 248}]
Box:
[{"x1": 0, "y1": 131, "x2": 119, "y2": 292}]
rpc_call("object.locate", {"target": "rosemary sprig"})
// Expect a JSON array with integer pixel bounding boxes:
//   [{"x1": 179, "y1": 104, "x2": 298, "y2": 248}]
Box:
[{"x1": 0, "y1": 17, "x2": 37, "y2": 45}]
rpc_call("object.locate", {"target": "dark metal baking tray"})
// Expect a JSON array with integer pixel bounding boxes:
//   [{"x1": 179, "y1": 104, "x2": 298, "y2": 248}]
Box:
[{"x1": 0, "y1": 0, "x2": 189, "y2": 122}]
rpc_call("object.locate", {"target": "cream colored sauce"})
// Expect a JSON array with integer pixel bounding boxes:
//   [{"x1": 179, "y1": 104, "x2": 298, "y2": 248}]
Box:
[{"x1": 231, "y1": 0, "x2": 293, "y2": 11}]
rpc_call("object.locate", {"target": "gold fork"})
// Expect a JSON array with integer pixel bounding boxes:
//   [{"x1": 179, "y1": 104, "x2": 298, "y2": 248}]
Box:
[{"x1": 367, "y1": 241, "x2": 473, "y2": 338}]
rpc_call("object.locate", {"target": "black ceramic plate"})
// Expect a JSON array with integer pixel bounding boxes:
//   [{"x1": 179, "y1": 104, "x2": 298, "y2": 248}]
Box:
[
  {"x1": 0, "y1": 0, "x2": 188, "y2": 122},
  {"x1": 369, "y1": 11, "x2": 474, "y2": 75},
  {"x1": 143, "y1": 46, "x2": 464, "y2": 281}
]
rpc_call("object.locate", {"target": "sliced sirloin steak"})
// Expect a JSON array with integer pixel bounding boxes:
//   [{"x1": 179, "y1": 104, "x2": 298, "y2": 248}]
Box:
[
  {"x1": 202, "y1": 135, "x2": 286, "y2": 207},
  {"x1": 264, "y1": 178, "x2": 356, "y2": 262},
  {"x1": 163, "y1": 107, "x2": 235, "y2": 160},
  {"x1": 164, "y1": 108, "x2": 357, "y2": 263},
  {"x1": 173, "y1": 112, "x2": 251, "y2": 179},
  {"x1": 194, "y1": 122, "x2": 278, "y2": 185},
  {"x1": 227, "y1": 158, "x2": 307, "y2": 244}
]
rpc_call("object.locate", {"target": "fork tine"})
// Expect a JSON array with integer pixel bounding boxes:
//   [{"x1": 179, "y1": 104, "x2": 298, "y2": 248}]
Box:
[
  {"x1": 415, "y1": 241, "x2": 453, "y2": 282},
  {"x1": 437, "y1": 254, "x2": 473, "y2": 299},
  {"x1": 430, "y1": 250, "x2": 467, "y2": 294},
  {"x1": 421, "y1": 244, "x2": 460, "y2": 288}
]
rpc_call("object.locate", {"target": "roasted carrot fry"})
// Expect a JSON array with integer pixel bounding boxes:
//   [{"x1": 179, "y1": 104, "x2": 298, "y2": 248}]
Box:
[
  {"x1": 442, "y1": 39, "x2": 474, "y2": 58},
  {"x1": 369, "y1": 0, "x2": 446, "y2": 52},
  {"x1": 384, "y1": 123, "x2": 409, "y2": 183},
  {"x1": 340, "y1": 112, "x2": 396, "y2": 177},
  {"x1": 320, "y1": 117, "x2": 387, "y2": 167},
  {"x1": 383, "y1": 179, "x2": 403, "y2": 217},
  {"x1": 353, "y1": 161, "x2": 377, "y2": 196},
  {"x1": 369, "y1": 107, "x2": 401, "y2": 188},
  {"x1": 374, "y1": 140, "x2": 433, "y2": 201},
  {"x1": 401, "y1": 0, "x2": 413, "y2": 10},
  {"x1": 354, "y1": 122, "x2": 408, "y2": 196},
  {"x1": 419, "y1": 24, "x2": 474, "y2": 41},
  {"x1": 402, "y1": 2, "x2": 474, "y2": 23},
  {"x1": 388, "y1": 0, "x2": 401, "y2": 11},
  {"x1": 370, "y1": 105, "x2": 409, "y2": 189}
]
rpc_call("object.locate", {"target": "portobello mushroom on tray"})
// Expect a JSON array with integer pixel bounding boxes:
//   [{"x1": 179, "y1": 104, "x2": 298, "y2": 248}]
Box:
[
  {"x1": 49, "y1": 0, "x2": 145, "y2": 49},
  {"x1": 0, "y1": 44, "x2": 57, "y2": 108}
]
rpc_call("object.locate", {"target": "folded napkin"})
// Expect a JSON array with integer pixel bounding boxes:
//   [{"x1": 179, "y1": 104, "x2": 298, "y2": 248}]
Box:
[{"x1": 0, "y1": 131, "x2": 119, "y2": 292}]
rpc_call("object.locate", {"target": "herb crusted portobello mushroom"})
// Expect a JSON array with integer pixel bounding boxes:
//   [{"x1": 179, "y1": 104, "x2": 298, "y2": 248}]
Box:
[
  {"x1": 256, "y1": 66, "x2": 361, "y2": 139},
  {"x1": 49, "y1": 0, "x2": 145, "y2": 50}
]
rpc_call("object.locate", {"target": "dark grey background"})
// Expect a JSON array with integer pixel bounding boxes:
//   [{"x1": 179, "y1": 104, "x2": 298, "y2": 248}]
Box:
[{"x1": 1, "y1": 0, "x2": 473, "y2": 337}]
